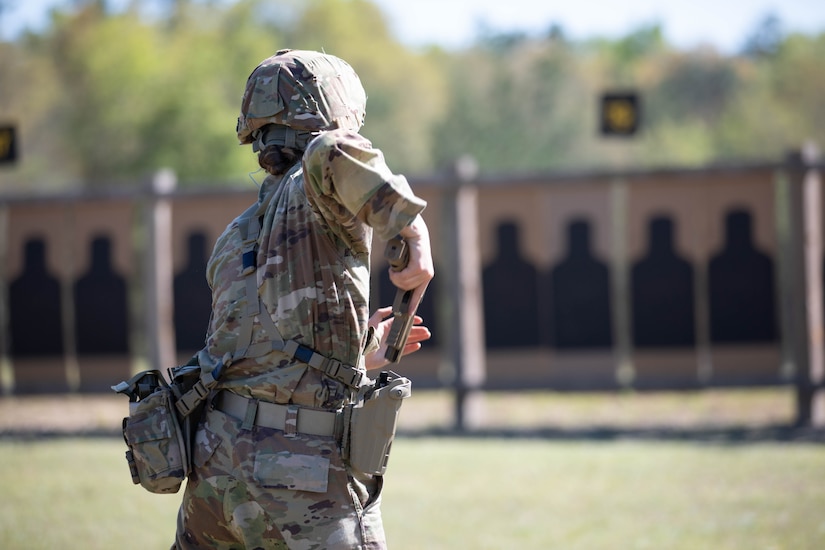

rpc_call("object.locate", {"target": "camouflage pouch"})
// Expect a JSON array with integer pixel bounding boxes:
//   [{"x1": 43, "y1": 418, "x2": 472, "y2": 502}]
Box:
[{"x1": 113, "y1": 370, "x2": 190, "y2": 494}]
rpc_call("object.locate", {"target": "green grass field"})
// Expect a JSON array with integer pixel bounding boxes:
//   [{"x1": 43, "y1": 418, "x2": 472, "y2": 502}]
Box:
[{"x1": 1, "y1": 389, "x2": 823, "y2": 549}]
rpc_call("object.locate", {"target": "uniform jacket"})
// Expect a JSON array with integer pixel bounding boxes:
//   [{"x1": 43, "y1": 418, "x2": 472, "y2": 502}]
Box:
[{"x1": 198, "y1": 129, "x2": 426, "y2": 410}]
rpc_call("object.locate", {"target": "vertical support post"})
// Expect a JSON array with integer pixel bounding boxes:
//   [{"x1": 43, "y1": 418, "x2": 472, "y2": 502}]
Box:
[
  {"x1": 783, "y1": 145, "x2": 825, "y2": 427},
  {"x1": 800, "y1": 149, "x2": 825, "y2": 426},
  {"x1": 610, "y1": 178, "x2": 634, "y2": 387},
  {"x1": 775, "y1": 170, "x2": 796, "y2": 382},
  {"x1": 62, "y1": 204, "x2": 80, "y2": 392},
  {"x1": 441, "y1": 156, "x2": 486, "y2": 431},
  {"x1": 145, "y1": 169, "x2": 177, "y2": 374},
  {"x1": 694, "y1": 186, "x2": 713, "y2": 385}
]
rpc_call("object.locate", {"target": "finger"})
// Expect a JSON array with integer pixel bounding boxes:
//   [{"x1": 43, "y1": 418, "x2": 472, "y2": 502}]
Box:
[
  {"x1": 387, "y1": 268, "x2": 412, "y2": 290},
  {"x1": 405, "y1": 326, "x2": 431, "y2": 344},
  {"x1": 368, "y1": 306, "x2": 394, "y2": 327},
  {"x1": 388, "y1": 268, "x2": 432, "y2": 292},
  {"x1": 401, "y1": 342, "x2": 422, "y2": 357},
  {"x1": 373, "y1": 306, "x2": 393, "y2": 319}
]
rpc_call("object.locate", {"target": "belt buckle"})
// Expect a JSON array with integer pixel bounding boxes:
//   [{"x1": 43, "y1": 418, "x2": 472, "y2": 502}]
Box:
[{"x1": 284, "y1": 405, "x2": 299, "y2": 437}]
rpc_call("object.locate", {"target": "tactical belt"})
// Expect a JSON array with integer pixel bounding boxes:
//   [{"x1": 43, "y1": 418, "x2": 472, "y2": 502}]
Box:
[{"x1": 214, "y1": 390, "x2": 340, "y2": 437}]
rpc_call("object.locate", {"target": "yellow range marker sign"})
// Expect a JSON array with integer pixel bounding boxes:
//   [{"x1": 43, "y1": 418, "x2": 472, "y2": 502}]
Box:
[
  {"x1": 605, "y1": 99, "x2": 636, "y2": 132},
  {"x1": 600, "y1": 93, "x2": 640, "y2": 136}
]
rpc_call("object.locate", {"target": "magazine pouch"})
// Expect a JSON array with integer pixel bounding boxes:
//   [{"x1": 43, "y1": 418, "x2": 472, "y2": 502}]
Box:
[{"x1": 113, "y1": 370, "x2": 189, "y2": 494}]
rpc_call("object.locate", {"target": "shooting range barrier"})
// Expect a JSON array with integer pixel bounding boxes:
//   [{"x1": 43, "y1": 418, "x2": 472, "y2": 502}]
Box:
[{"x1": 1, "y1": 150, "x2": 823, "y2": 428}]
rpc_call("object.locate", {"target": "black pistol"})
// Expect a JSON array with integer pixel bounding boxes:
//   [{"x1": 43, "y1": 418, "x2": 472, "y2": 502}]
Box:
[{"x1": 383, "y1": 237, "x2": 416, "y2": 363}]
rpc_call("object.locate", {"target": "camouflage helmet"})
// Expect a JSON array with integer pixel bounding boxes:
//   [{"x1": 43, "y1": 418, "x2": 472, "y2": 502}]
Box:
[{"x1": 236, "y1": 49, "x2": 367, "y2": 146}]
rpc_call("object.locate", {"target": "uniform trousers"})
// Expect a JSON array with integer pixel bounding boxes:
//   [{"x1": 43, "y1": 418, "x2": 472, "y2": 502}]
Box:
[{"x1": 172, "y1": 403, "x2": 386, "y2": 549}]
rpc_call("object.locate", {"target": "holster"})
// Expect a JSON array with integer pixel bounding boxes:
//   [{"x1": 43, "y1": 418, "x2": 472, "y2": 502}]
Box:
[{"x1": 342, "y1": 371, "x2": 411, "y2": 476}]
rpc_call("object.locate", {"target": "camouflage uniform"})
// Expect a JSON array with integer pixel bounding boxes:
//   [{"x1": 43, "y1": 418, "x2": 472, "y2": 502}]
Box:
[{"x1": 172, "y1": 50, "x2": 426, "y2": 549}]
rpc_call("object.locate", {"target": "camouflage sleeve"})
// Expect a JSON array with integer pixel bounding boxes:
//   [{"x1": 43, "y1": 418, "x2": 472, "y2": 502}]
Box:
[{"x1": 303, "y1": 129, "x2": 426, "y2": 241}]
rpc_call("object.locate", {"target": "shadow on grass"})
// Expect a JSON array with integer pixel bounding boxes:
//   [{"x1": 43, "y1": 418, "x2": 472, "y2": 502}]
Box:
[
  {"x1": 399, "y1": 424, "x2": 825, "y2": 444},
  {"x1": 2, "y1": 425, "x2": 824, "y2": 444}
]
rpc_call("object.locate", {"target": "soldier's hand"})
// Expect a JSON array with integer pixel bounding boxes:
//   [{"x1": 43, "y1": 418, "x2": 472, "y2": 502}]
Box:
[
  {"x1": 364, "y1": 306, "x2": 431, "y2": 371},
  {"x1": 389, "y1": 215, "x2": 434, "y2": 292}
]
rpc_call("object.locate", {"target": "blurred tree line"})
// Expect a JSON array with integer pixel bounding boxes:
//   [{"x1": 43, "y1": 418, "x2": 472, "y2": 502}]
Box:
[{"x1": 0, "y1": 0, "x2": 823, "y2": 191}]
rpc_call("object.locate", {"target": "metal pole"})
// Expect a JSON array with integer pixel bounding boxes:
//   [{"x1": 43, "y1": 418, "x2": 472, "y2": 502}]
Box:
[
  {"x1": 800, "y1": 146, "x2": 825, "y2": 426},
  {"x1": 441, "y1": 156, "x2": 486, "y2": 431},
  {"x1": 784, "y1": 144, "x2": 825, "y2": 427},
  {"x1": 145, "y1": 169, "x2": 177, "y2": 374},
  {"x1": 610, "y1": 177, "x2": 634, "y2": 387}
]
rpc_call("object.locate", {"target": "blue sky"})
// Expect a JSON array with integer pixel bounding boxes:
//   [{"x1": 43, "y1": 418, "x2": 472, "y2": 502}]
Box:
[{"x1": 2, "y1": 0, "x2": 824, "y2": 52}]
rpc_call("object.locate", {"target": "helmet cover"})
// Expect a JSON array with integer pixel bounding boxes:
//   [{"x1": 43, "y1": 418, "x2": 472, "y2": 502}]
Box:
[{"x1": 236, "y1": 49, "x2": 367, "y2": 144}]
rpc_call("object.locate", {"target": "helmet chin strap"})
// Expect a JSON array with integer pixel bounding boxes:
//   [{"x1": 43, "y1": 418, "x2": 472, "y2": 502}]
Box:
[{"x1": 252, "y1": 124, "x2": 319, "y2": 152}]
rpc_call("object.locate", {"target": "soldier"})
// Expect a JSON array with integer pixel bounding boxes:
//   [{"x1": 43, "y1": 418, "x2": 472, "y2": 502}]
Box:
[{"x1": 172, "y1": 49, "x2": 434, "y2": 549}]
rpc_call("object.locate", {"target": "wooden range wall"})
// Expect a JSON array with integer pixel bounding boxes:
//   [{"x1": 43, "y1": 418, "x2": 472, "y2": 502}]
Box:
[{"x1": 0, "y1": 160, "x2": 817, "y2": 394}]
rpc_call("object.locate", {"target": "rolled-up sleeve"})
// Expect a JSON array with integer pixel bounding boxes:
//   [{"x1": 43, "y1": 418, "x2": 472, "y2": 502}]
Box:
[{"x1": 303, "y1": 129, "x2": 426, "y2": 242}]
